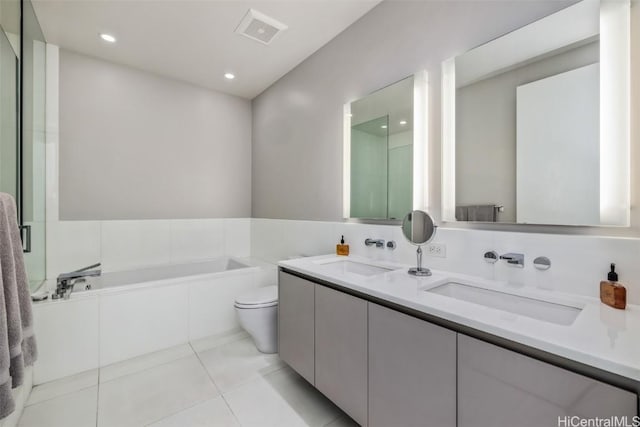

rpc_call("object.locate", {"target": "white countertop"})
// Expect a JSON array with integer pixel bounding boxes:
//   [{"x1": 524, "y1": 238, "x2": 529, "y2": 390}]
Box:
[{"x1": 279, "y1": 254, "x2": 640, "y2": 384}]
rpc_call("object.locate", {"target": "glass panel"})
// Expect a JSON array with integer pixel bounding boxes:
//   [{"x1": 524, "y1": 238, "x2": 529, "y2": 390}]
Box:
[
  {"x1": 0, "y1": 0, "x2": 21, "y2": 57},
  {"x1": 0, "y1": 27, "x2": 18, "y2": 201},
  {"x1": 350, "y1": 116, "x2": 388, "y2": 219},
  {"x1": 347, "y1": 75, "x2": 414, "y2": 220},
  {"x1": 22, "y1": 0, "x2": 47, "y2": 289}
]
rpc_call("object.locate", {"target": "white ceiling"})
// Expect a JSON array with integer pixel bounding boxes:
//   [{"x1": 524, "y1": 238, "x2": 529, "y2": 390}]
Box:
[{"x1": 33, "y1": 0, "x2": 381, "y2": 99}]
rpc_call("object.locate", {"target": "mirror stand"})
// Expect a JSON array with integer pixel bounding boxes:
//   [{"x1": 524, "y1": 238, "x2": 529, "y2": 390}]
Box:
[{"x1": 408, "y1": 246, "x2": 431, "y2": 276}]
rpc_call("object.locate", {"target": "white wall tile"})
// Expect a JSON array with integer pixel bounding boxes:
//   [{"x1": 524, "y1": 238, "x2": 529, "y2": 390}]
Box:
[
  {"x1": 46, "y1": 221, "x2": 101, "y2": 279},
  {"x1": 188, "y1": 273, "x2": 258, "y2": 341},
  {"x1": 251, "y1": 219, "x2": 288, "y2": 263},
  {"x1": 99, "y1": 284, "x2": 189, "y2": 365},
  {"x1": 251, "y1": 219, "x2": 640, "y2": 304},
  {"x1": 224, "y1": 218, "x2": 251, "y2": 257},
  {"x1": 282, "y1": 220, "x2": 336, "y2": 258},
  {"x1": 170, "y1": 219, "x2": 224, "y2": 263},
  {"x1": 32, "y1": 298, "x2": 100, "y2": 384},
  {"x1": 101, "y1": 220, "x2": 172, "y2": 272}
]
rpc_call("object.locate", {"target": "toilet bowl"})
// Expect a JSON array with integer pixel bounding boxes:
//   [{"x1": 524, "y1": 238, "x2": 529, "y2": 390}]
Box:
[{"x1": 234, "y1": 285, "x2": 278, "y2": 354}]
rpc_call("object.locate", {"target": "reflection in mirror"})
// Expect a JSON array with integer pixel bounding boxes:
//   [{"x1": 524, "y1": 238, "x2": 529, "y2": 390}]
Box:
[
  {"x1": 401, "y1": 210, "x2": 436, "y2": 276},
  {"x1": 442, "y1": 0, "x2": 630, "y2": 226},
  {"x1": 344, "y1": 72, "x2": 428, "y2": 221}
]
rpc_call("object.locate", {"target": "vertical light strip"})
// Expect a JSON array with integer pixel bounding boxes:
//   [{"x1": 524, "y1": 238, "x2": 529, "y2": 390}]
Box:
[
  {"x1": 441, "y1": 58, "x2": 456, "y2": 222},
  {"x1": 600, "y1": 0, "x2": 630, "y2": 226},
  {"x1": 413, "y1": 70, "x2": 429, "y2": 211},
  {"x1": 342, "y1": 103, "x2": 351, "y2": 219}
]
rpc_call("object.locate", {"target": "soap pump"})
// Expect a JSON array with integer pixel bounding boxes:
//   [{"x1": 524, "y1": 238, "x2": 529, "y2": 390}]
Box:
[
  {"x1": 600, "y1": 263, "x2": 626, "y2": 310},
  {"x1": 336, "y1": 235, "x2": 349, "y2": 256}
]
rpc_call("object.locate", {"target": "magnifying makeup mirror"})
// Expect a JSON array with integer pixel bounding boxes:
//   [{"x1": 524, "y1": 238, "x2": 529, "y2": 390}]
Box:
[{"x1": 401, "y1": 210, "x2": 437, "y2": 276}]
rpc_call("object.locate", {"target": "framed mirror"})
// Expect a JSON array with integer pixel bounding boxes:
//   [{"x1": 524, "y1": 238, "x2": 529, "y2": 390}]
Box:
[
  {"x1": 442, "y1": 0, "x2": 630, "y2": 226},
  {"x1": 343, "y1": 71, "x2": 428, "y2": 221}
]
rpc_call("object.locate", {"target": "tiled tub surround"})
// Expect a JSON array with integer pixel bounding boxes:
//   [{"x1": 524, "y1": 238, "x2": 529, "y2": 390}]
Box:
[
  {"x1": 280, "y1": 255, "x2": 640, "y2": 385},
  {"x1": 251, "y1": 218, "x2": 640, "y2": 305},
  {"x1": 31, "y1": 256, "x2": 275, "y2": 384},
  {"x1": 45, "y1": 218, "x2": 251, "y2": 280}
]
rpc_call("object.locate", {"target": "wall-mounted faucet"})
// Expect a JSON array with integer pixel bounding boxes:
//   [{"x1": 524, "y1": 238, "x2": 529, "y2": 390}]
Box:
[
  {"x1": 499, "y1": 253, "x2": 524, "y2": 267},
  {"x1": 53, "y1": 263, "x2": 102, "y2": 300},
  {"x1": 365, "y1": 238, "x2": 385, "y2": 248}
]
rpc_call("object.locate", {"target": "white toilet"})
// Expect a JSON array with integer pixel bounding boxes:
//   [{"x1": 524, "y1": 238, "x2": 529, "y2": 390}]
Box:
[{"x1": 234, "y1": 285, "x2": 278, "y2": 354}]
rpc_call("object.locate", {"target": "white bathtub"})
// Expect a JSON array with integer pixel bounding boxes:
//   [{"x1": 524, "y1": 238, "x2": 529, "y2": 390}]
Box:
[
  {"x1": 32, "y1": 256, "x2": 274, "y2": 384},
  {"x1": 75, "y1": 257, "x2": 255, "y2": 294}
]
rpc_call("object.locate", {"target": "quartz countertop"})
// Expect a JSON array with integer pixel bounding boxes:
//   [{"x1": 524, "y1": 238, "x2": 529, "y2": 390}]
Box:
[{"x1": 279, "y1": 254, "x2": 640, "y2": 384}]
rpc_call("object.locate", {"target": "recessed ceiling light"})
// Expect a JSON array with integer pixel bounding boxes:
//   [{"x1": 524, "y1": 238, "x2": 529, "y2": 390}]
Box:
[
  {"x1": 99, "y1": 33, "x2": 116, "y2": 43},
  {"x1": 399, "y1": 120, "x2": 407, "y2": 125},
  {"x1": 224, "y1": 73, "x2": 235, "y2": 80},
  {"x1": 381, "y1": 125, "x2": 388, "y2": 129}
]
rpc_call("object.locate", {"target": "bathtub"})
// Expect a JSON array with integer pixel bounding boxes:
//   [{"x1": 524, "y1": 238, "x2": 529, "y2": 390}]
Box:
[
  {"x1": 73, "y1": 256, "x2": 255, "y2": 294},
  {"x1": 32, "y1": 256, "x2": 274, "y2": 384}
]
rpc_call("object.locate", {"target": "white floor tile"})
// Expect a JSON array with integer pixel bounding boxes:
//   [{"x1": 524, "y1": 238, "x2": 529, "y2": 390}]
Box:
[
  {"x1": 100, "y1": 344, "x2": 193, "y2": 383},
  {"x1": 148, "y1": 396, "x2": 239, "y2": 427},
  {"x1": 19, "y1": 386, "x2": 98, "y2": 427},
  {"x1": 224, "y1": 368, "x2": 343, "y2": 427},
  {"x1": 100, "y1": 343, "x2": 193, "y2": 383},
  {"x1": 27, "y1": 369, "x2": 98, "y2": 406},
  {"x1": 97, "y1": 355, "x2": 218, "y2": 427},
  {"x1": 189, "y1": 330, "x2": 248, "y2": 354},
  {"x1": 196, "y1": 337, "x2": 284, "y2": 392}
]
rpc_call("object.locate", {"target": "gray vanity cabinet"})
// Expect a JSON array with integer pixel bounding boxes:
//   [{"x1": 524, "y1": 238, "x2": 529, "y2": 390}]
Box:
[
  {"x1": 458, "y1": 334, "x2": 638, "y2": 427},
  {"x1": 315, "y1": 284, "x2": 368, "y2": 426},
  {"x1": 368, "y1": 303, "x2": 457, "y2": 427},
  {"x1": 277, "y1": 271, "x2": 315, "y2": 385}
]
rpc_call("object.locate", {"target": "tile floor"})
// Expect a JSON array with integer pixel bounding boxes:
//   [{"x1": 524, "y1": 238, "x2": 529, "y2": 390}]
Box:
[{"x1": 19, "y1": 331, "x2": 357, "y2": 427}]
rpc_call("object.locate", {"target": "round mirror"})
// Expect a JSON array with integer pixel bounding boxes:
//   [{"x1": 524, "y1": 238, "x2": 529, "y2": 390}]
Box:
[{"x1": 401, "y1": 210, "x2": 436, "y2": 245}]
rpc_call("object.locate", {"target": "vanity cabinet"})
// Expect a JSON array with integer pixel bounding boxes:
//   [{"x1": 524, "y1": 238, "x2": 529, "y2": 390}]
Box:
[
  {"x1": 368, "y1": 303, "x2": 456, "y2": 427},
  {"x1": 278, "y1": 271, "x2": 315, "y2": 385},
  {"x1": 315, "y1": 284, "x2": 368, "y2": 426},
  {"x1": 457, "y1": 334, "x2": 638, "y2": 427}
]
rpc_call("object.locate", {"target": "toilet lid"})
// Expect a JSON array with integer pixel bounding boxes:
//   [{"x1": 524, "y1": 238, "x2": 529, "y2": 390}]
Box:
[{"x1": 235, "y1": 285, "x2": 278, "y2": 306}]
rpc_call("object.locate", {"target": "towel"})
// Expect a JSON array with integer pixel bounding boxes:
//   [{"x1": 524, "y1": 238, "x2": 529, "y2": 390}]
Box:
[
  {"x1": 468, "y1": 205, "x2": 497, "y2": 222},
  {"x1": 455, "y1": 206, "x2": 468, "y2": 221},
  {"x1": 0, "y1": 193, "x2": 37, "y2": 420},
  {"x1": 456, "y1": 205, "x2": 498, "y2": 222}
]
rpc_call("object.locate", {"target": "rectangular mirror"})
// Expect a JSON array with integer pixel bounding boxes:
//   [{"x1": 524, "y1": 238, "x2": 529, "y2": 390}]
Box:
[
  {"x1": 442, "y1": 0, "x2": 630, "y2": 226},
  {"x1": 344, "y1": 71, "x2": 428, "y2": 221}
]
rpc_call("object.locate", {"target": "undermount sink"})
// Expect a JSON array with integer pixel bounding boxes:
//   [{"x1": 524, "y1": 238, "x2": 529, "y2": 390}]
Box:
[
  {"x1": 314, "y1": 259, "x2": 396, "y2": 277},
  {"x1": 426, "y1": 282, "x2": 583, "y2": 326}
]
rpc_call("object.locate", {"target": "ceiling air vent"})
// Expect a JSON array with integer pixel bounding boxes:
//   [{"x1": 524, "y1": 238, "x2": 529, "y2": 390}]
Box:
[{"x1": 235, "y1": 9, "x2": 288, "y2": 45}]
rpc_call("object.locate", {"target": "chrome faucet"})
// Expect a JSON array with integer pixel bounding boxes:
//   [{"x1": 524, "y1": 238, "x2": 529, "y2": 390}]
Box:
[
  {"x1": 365, "y1": 238, "x2": 385, "y2": 248},
  {"x1": 53, "y1": 263, "x2": 101, "y2": 300},
  {"x1": 499, "y1": 253, "x2": 524, "y2": 267}
]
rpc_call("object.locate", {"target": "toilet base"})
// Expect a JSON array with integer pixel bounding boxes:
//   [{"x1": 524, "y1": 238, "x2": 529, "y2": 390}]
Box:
[{"x1": 235, "y1": 305, "x2": 278, "y2": 354}]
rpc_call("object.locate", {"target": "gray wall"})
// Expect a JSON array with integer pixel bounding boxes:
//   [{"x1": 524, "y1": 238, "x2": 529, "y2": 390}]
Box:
[
  {"x1": 252, "y1": 0, "x2": 640, "y2": 237},
  {"x1": 59, "y1": 49, "x2": 252, "y2": 220}
]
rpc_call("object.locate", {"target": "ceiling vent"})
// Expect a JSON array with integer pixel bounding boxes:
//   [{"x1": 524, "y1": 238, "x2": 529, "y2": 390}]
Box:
[{"x1": 235, "y1": 9, "x2": 288, "y2": 45}]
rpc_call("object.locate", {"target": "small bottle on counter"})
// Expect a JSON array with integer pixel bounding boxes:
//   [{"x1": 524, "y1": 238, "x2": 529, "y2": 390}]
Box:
[
  {"x1": 336, "y1": 235, "x2": 349, "y2": 256},
  {"x1": 600, "y1": 263, "x2": 626, "y2": 310}
]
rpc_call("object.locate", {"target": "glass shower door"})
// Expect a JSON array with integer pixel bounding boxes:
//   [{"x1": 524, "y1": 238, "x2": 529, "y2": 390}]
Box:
[
  {"x1": 21, "y1": 0, "x2": 47, "y2": 289},
  {"x1": 0, "y1": 17, "x2": 18, "y2": 202}
]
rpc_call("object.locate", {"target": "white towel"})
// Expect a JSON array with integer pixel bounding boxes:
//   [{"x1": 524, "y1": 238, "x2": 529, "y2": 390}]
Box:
[{"x1": 0, "y1": 193, "x2": 37, "y2": 420}]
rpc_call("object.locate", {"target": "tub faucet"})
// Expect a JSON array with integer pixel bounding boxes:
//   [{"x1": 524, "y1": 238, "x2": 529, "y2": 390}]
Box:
[
  {"x1": 365, "y1": 238, "x2": 385, "y2": 248},
  {"x1": 499, "y1": 253, "x2": 524, "y2": 267},
  {"x1": 53, "y1": 263, "x2": 102, "y2": 300}
]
